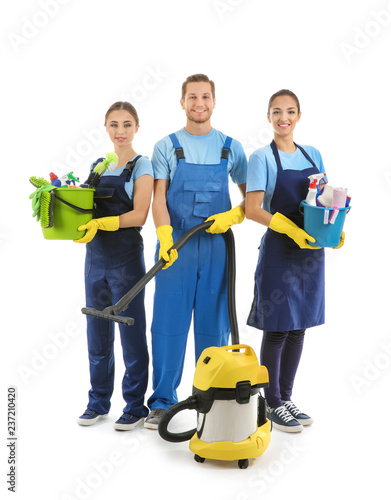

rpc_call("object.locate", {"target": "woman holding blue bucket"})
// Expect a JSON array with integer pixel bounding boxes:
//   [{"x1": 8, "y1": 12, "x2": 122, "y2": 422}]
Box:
[
  {"x1": 75, "y1": 102, "x2": 153, "y2": 431},
  {"x1": 246, "y1": 90, "x2": 344, "y2": 432}
]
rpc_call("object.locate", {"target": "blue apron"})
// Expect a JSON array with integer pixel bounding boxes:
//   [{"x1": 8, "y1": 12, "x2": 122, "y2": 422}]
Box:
[
  {"x1": 85, "y1": 157, "x2": 149, "y2": 417},
  {"x1": 148, "y1": 133, "x2": 233, "y2": 409},
  {"x1": 247, "y1": 141, "x2": 325, "y2": 332}
]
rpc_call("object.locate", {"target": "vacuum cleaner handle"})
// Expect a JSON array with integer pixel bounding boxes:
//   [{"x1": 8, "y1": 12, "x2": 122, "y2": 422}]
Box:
[{"x1": 158, "y1": 395, "x2": 199, "y2": 442}]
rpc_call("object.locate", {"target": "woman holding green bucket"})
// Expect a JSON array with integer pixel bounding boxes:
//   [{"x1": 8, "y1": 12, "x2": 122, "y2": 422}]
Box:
[
  {"x1": 75, "y1": 101, "x2": 153, "y2": 431},
  {"x1": 246, "y1": 90, "x2": 344, "y2": 433}
]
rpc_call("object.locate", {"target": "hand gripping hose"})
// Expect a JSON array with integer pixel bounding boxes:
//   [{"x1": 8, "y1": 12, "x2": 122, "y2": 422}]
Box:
[{"x1": 81, "y1": 221, "x2": 239, "y2": 345}]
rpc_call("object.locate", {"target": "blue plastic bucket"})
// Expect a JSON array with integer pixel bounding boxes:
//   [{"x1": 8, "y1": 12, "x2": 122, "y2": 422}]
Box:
[{"x1": 300, "y1": 201, "x2": 351, "y2": 247}]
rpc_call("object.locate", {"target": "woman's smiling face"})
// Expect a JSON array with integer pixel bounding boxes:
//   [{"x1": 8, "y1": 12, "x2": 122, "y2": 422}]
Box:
[{"x1": 267, "y1": 95, "x2": 301, "y2": 138}]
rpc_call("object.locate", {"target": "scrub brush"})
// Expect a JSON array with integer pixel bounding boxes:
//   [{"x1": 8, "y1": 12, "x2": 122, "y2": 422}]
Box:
[
  {"x1": 83, "y1": 152, "x2": 119, "y2": 188},
  {"x1": 29, "y1": 176, "x2": 55, "y2": 228}
]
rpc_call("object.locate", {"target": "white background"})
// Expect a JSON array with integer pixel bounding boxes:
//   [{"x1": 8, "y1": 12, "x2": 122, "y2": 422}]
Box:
[{"x1": 1, "y1": 0, "x2": 390, "y2": 498}]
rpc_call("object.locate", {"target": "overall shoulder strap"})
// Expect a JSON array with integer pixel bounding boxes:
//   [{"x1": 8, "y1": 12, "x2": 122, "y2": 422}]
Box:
[
  {"x1": 124, "y1": 155, "x2": 142, "y2": 181},
  {"x1": 169, "y1": 133, "x2": 185, "y2": 163},
  {"x1": 221, "y1": 136, "x2": 233, "y2": 161}
]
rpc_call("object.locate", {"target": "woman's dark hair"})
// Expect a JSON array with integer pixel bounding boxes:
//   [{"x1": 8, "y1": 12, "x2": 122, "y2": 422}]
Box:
[
  {"x1": 181, "y1": 74, "x2": 215, "y2": 100},
  {"x1": 104, "y1": 101, "x2": 139, "y2": 127},
  {"x1": 267, "y1": 89, "x2": 300, "y2": 114}
]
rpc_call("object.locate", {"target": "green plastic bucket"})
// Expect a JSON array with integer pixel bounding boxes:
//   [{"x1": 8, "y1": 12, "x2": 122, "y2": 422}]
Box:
[
  {"x1": 300, "y1": 200, "x2": 351, "y2": 248},
  {"x1": 42, "y1": 188, "x2": 95, "y2": 240}
]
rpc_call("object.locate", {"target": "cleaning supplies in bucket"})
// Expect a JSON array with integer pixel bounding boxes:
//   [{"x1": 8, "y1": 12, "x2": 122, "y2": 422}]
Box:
[
  {"x1": 305, "y1": 173, "x2": 326, "y2": 206},
  {"x1": 29, "y1": 152, "x2": 118, "y2": 240},
  {"x1": 29, "y1": 176, "x2": 56, "y2": 228},
  {"x1": 30, "y1": 176, "x2": 95, "y2": 240},
  {"x1": 81, "y1": 153, "x2": 118, "y2": 188},
  {"x1": 301, "y1": 174, "x2": 351, "y2": 247}
]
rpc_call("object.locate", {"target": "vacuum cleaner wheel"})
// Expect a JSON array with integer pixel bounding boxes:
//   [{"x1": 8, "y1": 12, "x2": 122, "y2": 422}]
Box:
[
  {"x1": 193, "y1": 454, "x2": 249, "y2": 469},
  {"x1": 194, "y1": 454, "x2": 205, "y2": 463},
  {"x1": 238, "y1": 459, "x2": 249, "y2": 469}
]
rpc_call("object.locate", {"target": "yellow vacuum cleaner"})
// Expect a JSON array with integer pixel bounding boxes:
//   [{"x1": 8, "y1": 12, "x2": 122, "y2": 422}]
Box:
[{"x1": 158, "y1": 343, "x2": 271, "y2": 469}]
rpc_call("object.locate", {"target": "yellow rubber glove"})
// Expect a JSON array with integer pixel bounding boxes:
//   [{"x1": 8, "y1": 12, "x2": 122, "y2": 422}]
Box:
[
  {"x1": 156, "y1": 225, "x2": 178, "y2": 269},
  {"x1": 205, "y1": 206, "x2": 245, "y2": 234},
  {"x1": 74, "y1": 216, "x2": 120, "y2": 243},
  {"x1": 269, "y1": 212, "x2": 321, "y2": 249},
  {"x1": 333, "y1": 231, "x2": 345, "y2": 249}
]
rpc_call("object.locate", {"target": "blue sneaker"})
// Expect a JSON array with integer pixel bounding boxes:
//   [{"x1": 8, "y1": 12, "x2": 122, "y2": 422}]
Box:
[
  {"x1": 268, "y1": 405, "x2": 303, "y2": 433},
  {"x1": 113, "y1": 413, "x2": 144, "y2": 431},
  {"x1": 77, "y1": 409, "x2": 108, "y2": 426},
  {"x1": 283, "y1": 400, "x2": 313, "y2": 426}
]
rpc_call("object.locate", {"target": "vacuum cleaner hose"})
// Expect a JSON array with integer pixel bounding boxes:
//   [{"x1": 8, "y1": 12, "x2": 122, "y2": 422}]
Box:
[
  {"x1": 223, "y1": 228, "x2": 239, "y2": 345},
  {"x1": 158, "y1": 395, "x2": 199, "y2": 442}
]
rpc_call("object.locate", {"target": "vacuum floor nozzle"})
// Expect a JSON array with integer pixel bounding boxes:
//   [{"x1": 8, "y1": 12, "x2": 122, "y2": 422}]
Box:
[{"x1": 81, "y1": 307, "x2": 134, "y2": 325}]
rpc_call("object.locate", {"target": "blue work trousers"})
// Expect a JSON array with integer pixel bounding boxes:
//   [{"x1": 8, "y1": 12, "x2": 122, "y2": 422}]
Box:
[{"x1": 85, "y1": 232, "x2": 149, "y2": 417}]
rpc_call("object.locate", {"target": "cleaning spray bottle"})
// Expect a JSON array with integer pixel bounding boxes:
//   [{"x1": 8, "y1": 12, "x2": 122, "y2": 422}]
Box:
[
  {"x1": 305, "y1": 173, "x2": 325, "y2": 206},
  {"x1": 49, "y1": 172, "x2": 61, "y2": 187}
]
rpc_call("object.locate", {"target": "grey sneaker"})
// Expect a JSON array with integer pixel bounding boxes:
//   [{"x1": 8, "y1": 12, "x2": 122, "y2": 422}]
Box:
[
  {"x1": 144, "y1": 409, "x2": 166, "y2": 430},
  {"x1": 282, "y1": 400, "x2": 313, "y2": 426}
]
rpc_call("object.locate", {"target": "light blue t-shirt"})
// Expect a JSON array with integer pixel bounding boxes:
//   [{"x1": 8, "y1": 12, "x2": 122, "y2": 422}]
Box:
[
  {"x1": 152, "y1": 128, "x2": 247, "y2": 185},
  {"x1": 101, "y1": 155, "x2": 153, "y2": 200},
  {"x1": 246, "y1": 144, "x2": 326, "y2": 213}
]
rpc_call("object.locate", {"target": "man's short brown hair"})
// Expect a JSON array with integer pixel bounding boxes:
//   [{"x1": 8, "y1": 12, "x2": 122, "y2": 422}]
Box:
[{"x1": 181, "y1": 74, "x2": 215, "y2": 100}]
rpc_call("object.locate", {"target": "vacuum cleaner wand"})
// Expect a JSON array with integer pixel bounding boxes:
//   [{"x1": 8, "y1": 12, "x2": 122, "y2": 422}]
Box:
[
  {"x1": 82, "y1": 221, "x2": 239, "y2": 345},
  {"x1": 81, "y1": 307, "x2": 135, "y2": 325}
]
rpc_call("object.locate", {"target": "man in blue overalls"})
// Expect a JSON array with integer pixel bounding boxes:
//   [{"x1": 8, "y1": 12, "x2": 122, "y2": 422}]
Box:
[{"x1": 145, "y1": 74, "x2": 248, "y2": 429}]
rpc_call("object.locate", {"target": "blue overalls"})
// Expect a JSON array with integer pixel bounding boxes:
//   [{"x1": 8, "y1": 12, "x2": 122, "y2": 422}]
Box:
[
  {"x1": 247, "y1": 141, "x2": 325, "y2": 408},
  {"x1": 85, "y1": 157, "x2": 149, "y2": 417},
  {"x1": 148, "y1": 133, "x2": 233, "y2": 410}
]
